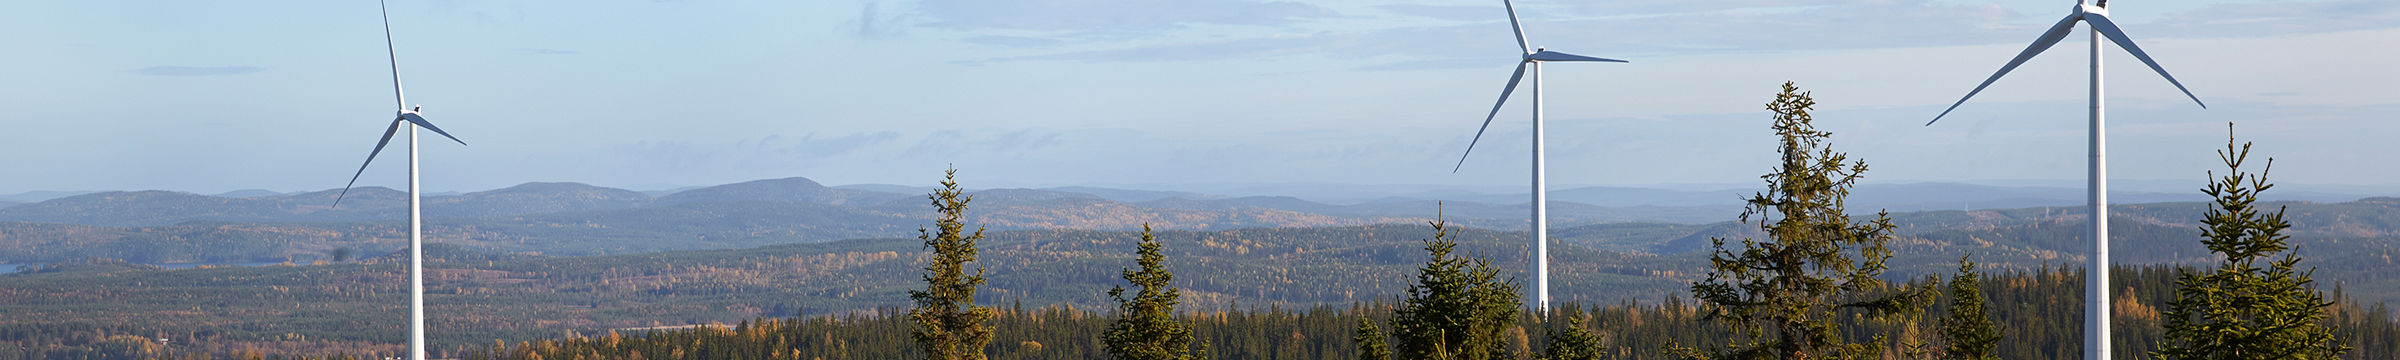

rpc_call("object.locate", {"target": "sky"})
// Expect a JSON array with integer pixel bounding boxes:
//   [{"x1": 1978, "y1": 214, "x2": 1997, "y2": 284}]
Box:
[{"x1": 1, "y1": 0, "x2": 2395, "y2": 195}]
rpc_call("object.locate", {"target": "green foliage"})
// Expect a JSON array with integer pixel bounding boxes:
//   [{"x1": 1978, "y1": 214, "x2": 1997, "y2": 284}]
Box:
[
  {"x1": 1674, "y1": 82, "x2": 1926, "y2": 360},
  {"x1": 1537, "y1": 306, "x2": 1609, "y2": 360},
  {"x1": 1938, "y1": 255, "x2": 1999, "y2": 360},
  {"x1": 1355, "y1": 318, "x2": 1391, "y2": 360},
  {"x1": 1384, "y1": 214, "x2": 1524, "y2": 360},
  {"x1": 2153, "y1": 125, "x2": 2348, "y2": 359},
  {"x1": 1103, "y1": 224, "x2": 1202, "y2": 360},
  {"x1": 910, "y1": 167, "x2": 998, "y2": 360}
]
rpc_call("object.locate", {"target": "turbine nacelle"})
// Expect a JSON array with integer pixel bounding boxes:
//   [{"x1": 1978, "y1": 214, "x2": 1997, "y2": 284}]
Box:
[
  {"x1": 1924, "y1": 0, "x2": 2201, "y2": 125},
  {"x1": 2076, "y1": 4, "x2": 2107, "y2": 17},
  {"x1": 1457, "y1": 0, "x2": 1628, "y2": 172}
]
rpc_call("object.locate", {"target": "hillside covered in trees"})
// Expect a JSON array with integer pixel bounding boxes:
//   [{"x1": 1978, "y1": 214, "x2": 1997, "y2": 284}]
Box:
[{"x1": 3, "y1": 220, "x2": 2397, "y2": 359}]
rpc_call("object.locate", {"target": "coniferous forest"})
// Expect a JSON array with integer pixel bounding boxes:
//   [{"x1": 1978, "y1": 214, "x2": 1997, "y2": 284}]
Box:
[{"x1": 440, "y1": 265, "x2": 2400, "y2": 360}]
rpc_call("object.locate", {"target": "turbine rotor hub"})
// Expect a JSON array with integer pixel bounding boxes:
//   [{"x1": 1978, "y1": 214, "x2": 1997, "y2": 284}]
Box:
[{"x1": 2076, "y1": 3, "x2": 2106, "y2": 16}]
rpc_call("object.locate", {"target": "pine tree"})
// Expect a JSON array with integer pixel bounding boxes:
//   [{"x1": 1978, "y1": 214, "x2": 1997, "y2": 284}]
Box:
[
  {"x1": 1355, "y1": 319, "x2": 1392, "y2": 360},
  {"x1": 1670, "y1": 82, "x2": 1927, "y2": 360},
  {"x1": 1103, "y1": 224, "x2": 1202, "y2": 360},
  {"x1": 1537, "y1": 306, "x2": 1608, "y2": 360},
  {"x1": 2151, "y1": 124, "x2": 2348, "y2": 359},
  {"x1": 1387, "y1": 211, "x2": 1523, "y2": 360},
  {"x1": 1938, "y1": 255, "x2": 1999, "y2": 360},
  {"x1": 909, "y1": 167, "x2": 996, "y2": 360}
]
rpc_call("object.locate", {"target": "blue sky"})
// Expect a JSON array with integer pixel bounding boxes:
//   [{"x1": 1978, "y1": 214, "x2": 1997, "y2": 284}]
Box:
[{"x1": 2, "y1": 0, "x2": 2395, "y2": 194}]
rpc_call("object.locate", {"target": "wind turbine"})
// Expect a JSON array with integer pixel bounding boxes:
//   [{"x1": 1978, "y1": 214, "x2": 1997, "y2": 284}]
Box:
[
  {"x1": 1924, "y1": 1, "x2": 2202, "y2": 359},
  {"x1": 332, "y1": 1, "x2": 467, "y2": 359},
  {"x1": 1452, "y1": 0, "x2": 1625, "y2": 313}
]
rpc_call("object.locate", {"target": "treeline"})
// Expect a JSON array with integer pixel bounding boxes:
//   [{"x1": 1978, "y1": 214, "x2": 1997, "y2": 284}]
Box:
[
  {"x1": 453, "y1": 265, "x2": 2400, "y2": 360},
  {"x1": 11, "y1": 266, "x2": 2393, "y2": 359}
]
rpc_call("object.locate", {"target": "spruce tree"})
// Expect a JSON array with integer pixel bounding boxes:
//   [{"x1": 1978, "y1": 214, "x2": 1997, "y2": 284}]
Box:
[
  {"x1": 2152, "y1": 124, "x2": 2347, "y2": 359},
  {"x1": 908, "y1": 167, "x2": 995, "y2": 360},
  {"x1": 1670, "y1": 82, "x2": 1926, "y2": 360},
  {"x1": 1102, "y1": 224, "x2": 1202, "y2": 360},
  {"x1": 1537, "y1": 306, "x2": 1608, "y2": 360},
  {"x1": 1387, "y1": 212, "x2": 1523, "y2": 360},
  {"x1": 1356, "y1": 319, "x2": 1392, "y2": 360},
  {"x1": 1938, "y1": 255, "x2": 1999, "y2": 360}
]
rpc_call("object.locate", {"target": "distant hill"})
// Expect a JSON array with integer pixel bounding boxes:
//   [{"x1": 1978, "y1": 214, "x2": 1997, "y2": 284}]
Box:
[
  {"x1": 213, "y1": 189, "x2": 283, "y2": 198},
  {"x1": 0, "y1": 223, "x2": 1702, "y2": 342},
  {"x1": 0, "y1": 177, "x2": 2393, "y2": 266},
  {"x1": 828, "y1": 183, "x2": 934, "y2": 195},
  {"x1": 0, "y1": 190, "x2": 341, "y2": 226},
  {"x1": 432, "y1": 182, "x2": 652, "y2": 218},
  {"x1": 1041, "y1": 186, "x2": 1218, "y2": 203},
  {"x1": 0, "y1": 183, "x2": 665, "y2": 227},
  {"x1": 657, "y1": 177, "x2": 909, "y2": 206},
  {"x1": 1137, "y1": 196, "x2": 1342, "y2": 214},
  {"x1": 0, "y1": 191, "x2": 94, "y2": 203},
  {"x1": 3, "y1": 219, "x2": 2394, "y2": 355}
]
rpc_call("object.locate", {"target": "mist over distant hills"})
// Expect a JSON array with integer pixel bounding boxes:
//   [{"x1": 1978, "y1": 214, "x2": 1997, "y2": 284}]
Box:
[
  {"x1": 0, "y1": 190, "x2": 94, "y2": 203},
  {"x1": 2, "y1": 176, "x2": 2399, "y2": 330},
  {"x1": 0, "y1": 176, "x2": 2392, "y2": 266}
]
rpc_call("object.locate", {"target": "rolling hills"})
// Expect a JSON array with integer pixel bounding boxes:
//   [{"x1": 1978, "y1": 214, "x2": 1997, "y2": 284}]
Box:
[
  {"x1": 2, "y1": 177, "x2": 2396, "y2": 268},
  {"x1": 0, "y1": 177, "x2": 2396, "y2": 358}
]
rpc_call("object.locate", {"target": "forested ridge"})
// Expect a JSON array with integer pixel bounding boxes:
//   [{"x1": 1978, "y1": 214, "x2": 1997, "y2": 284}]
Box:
[
  {"x1": 79, "y1": 266, "x2": 2365, "y2": 360},
  {"x1": 457, "y1": 266, "x2": 2400, "y2": 360},
  {"x1": 3, "y1": 230, "x2": 2396, "y2": 359}
]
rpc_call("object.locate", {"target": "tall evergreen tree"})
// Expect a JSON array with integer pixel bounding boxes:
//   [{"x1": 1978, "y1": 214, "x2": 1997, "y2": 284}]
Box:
[
  {"x1": 909, "y1": 167, "x2": 996, "y2": 360},
  {"x1": 1386, "y1": 212, "x2": 1523, "y2": 360},
  {"x1": 1670, "y1": 82, "x2": 1925, "y2": 360},
  {"x1": 2152, "y1": 124, "x2": 2348, "y2": 359},
  {"x1": 1938, "y1": 255, "x2": 1999, "y2": 360},
  {"x1": 1356, "y1": 319, "x2": 1392, "y2": 360},
  {"x1": 1537, "y1": 306, "x2": 1608, "y2": 360},
  {"x1": 1102, "y1": 224, "x2": 1202, "y2": 360}
]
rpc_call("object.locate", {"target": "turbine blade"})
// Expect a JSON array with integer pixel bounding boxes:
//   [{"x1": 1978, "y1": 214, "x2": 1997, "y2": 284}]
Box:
[
  {"x1": 381, "y1": 0, "x2": 406, "y2": 110},
  {"x1": 401, "y1": 113, "x2": 468, "y2": 146},
  {"x1": 1502, "y1": 0, "x2": 1529, "y2": 53},
  {"x1": 2084, "y1": 12, "x2": 2206, "y2": 108},
  {"x1": 1929, "y1": 13, "x2": 2083, "y2": 125},
  {"x1": 1529, "y1": 50, "x2": 1628, "y2": 63},
  {"x1": 1456, "y1": 61, "x2": 1530, "y2": 173},
  {"x1": 335, "y1": 119, "x2": 406, "y2": 208}
]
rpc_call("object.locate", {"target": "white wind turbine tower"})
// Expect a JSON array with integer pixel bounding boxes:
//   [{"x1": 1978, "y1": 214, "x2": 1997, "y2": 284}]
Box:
[
  {"x1": 333, "y1": 1, "x2": 468, "y2": 359},
  {"x1": 1452, "y1": 0, "x2": 1625, "y2": 313},
  {"x1": 1924, "y1": 1, "x2": 2203, "y2": 358}
]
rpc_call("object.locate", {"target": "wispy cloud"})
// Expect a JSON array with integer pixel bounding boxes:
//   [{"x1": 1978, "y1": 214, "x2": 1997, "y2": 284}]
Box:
[
  {"x1": 853, "y1": 1, "x2": 909, "y2": 39},
  {"x1": 1376, "y1": 4, "x2": 1493, "y2": 21},
  {"x1": 1550, "y1": 0, "x2": 1820, "y2": 17},
  {"x1": 2144, "y1": 0, "x2": 2400, "y2": 39},
  {"x1": 781, "y1": 131, "x2": 903, "y2": 158},
  {"x1": 902, "y1": 129, "x2": 1064, "y2": 158},
  {"x1": 132, "y1": 66, "x2": 265, "y2": 77},
  {"x1": 913, "y1": 0, "x2": 1337, "y2": 37},
  {"x1": 971, "y1": 0, "x2": 2025, "y2": 65},
  {"x1": 967, "y1": 0, "x2": 2400, "y2": 67},
  {"x1": 981, "y1": 34, "x2": 1338, "y2": 63}
]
